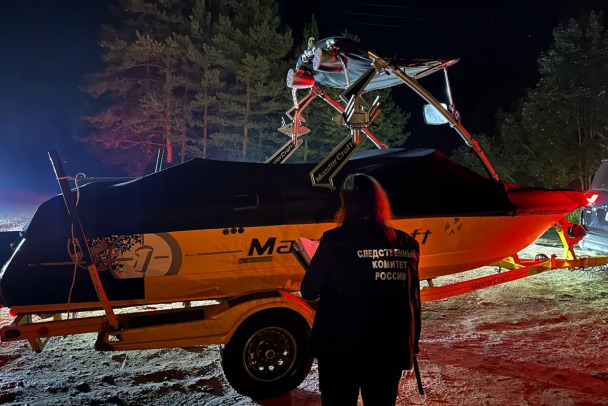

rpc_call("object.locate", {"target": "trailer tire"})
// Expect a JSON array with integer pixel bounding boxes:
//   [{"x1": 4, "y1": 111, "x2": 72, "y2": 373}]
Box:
[{"x1": 221, "y1": 310, "x2": 312, "y2": 399}]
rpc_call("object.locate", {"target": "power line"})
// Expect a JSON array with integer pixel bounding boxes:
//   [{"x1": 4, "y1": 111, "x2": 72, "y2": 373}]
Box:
[
  {"x1": 311, "y1": 16, "x2": 476, "y2": 33},
  {"x1": 279, "y1": 4, "x2": 495, "y2": 32},
  {"x1": 286, "y1": 0, "x2": 486, "y2": 14}
]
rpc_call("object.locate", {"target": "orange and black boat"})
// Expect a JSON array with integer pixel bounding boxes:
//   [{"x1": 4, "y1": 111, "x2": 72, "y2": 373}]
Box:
[{"x1": 0, "y1": 147, "x2": 585, "y2": 314}]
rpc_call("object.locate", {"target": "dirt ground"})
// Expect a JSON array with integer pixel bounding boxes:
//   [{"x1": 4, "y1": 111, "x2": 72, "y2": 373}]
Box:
[{"x1": 1, "y1": 240, "x2": 607, "y2": 406}]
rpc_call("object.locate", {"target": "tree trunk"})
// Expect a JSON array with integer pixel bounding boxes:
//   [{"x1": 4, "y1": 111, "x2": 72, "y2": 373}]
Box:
[
  {"x1": 243, "y1": 80, "x2": 250, "y2": 159},
  {"x1": 203, "y1": 102, "x2": 208, "y2": 159},
  {"x1": 180, "y1": 85, "x2": 188, "y2": 163},
  {"x1": 258, "y1": 132, "x2": 262, "y2": 162},
  {"x1": 165, "y1": 65, "x2": 173, "y2": 164}
]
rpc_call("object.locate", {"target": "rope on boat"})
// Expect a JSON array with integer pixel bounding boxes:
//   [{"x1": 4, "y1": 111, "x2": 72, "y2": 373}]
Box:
[{"x1": 56, "y1": 173, "x2": 87, "y2": 327}]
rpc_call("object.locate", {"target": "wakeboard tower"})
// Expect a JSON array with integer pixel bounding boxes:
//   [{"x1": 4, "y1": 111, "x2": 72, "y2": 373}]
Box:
[{"x1": 0, "y1": 36, "x2": 603, "y2": 400}]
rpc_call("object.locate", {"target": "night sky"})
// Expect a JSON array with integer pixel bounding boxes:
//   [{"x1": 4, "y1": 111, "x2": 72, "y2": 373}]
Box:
[
  {"x1": 0, "y1": 0, "x2": 113, "y2": 209},
  {"x1": 1, "y1": 0, "x2": 607, "y2": 211}
]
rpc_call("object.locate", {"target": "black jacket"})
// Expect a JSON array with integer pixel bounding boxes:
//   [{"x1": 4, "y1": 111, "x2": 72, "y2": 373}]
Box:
[{"x1": 301, "y1": 220, "x2": 421, "y2": 371}]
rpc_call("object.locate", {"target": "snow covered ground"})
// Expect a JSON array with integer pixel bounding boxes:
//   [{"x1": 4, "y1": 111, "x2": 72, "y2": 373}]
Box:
[
  {"x1": 0, "y1": 198, "x2": 33, "y2": 231},
  {"x1": 1, "y1": 237, "x2": 607, "y2": 405},
  {"x1": 0, "y1": 214, "x2": 30, "y2": 232},
  {"x1": 0, "y1": 190, "x2": 50, "y2": 231}
]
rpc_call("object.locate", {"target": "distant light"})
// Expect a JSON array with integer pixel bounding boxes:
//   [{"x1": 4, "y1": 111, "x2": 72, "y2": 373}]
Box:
[
  {"x1": 585, "y1": 193, "x2": 599, "y2": 206},
  {"x1": 166, "y1": 140, "x2": 172, "y2": 164}
]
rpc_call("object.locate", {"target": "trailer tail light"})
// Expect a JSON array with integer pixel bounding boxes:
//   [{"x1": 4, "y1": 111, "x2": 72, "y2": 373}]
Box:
[
  {"x1": 567, "y1": 224, "x2": 586, "y2": 238},
  {"x1": 4, "y1": 328, "x2": 20, "y2": 339},
  {"x1": 585, "y1": 193, "x2": 599, "y2": 206}
]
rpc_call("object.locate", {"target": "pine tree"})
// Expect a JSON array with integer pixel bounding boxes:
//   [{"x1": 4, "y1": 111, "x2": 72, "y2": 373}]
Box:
[
  {"x1": 178, "y1": 0, "x2": 222, "y2": 159},
  {"x1": 205, "y1": 0, "x2": 292, "y2": 161},
  {"x1": 363, "y1": 88, "x2": 410, "y2": 149},
  {"x1": 497, "y1": 12, "x2": 608, "y2": 188},
  {"x1": 83, "y1": 0, "x2": 202, "y2": 174}
]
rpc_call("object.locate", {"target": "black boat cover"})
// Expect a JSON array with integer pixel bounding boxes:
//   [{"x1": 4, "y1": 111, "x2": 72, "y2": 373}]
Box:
[
  {"x1": 24, "y1": 148, "x2": 514, "y2": 240},
  {"x1": 0, "y1": 148, "x2": 515, "y2": 308}
]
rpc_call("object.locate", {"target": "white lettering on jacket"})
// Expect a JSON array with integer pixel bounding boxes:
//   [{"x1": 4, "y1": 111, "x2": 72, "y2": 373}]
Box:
[{"x1": 357, "y1": 248, "x2": 416, "y2": 259}]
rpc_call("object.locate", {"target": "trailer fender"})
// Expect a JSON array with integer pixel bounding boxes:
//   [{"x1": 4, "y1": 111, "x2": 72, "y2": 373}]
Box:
[{"x1": 219, "y1": 290, "x2": 314, "y2": 344}]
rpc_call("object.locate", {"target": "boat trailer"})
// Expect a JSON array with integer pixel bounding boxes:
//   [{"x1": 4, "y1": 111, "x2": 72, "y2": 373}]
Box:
[{"x1": 2, "y1": 213, "x2": 606, "y2": 352}]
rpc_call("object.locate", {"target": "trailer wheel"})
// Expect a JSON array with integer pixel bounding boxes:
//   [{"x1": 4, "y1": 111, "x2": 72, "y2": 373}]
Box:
[{"x1": 221, "y1": 310, "x2": 312, "y2": 399}]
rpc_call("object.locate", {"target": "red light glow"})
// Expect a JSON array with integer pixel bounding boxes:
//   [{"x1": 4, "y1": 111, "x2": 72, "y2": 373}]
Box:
[{"x1": 585, "y1": 193, "x2": 599, "y2": 206}]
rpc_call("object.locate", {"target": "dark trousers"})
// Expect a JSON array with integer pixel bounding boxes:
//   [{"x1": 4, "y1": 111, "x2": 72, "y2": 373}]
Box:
[{"x1": 317, "y1": 356, "x2": 402, "y2": 406}]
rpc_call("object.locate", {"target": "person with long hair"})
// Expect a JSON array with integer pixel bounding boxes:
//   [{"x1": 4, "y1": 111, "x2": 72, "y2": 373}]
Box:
[{"x1": 301, "y1": 173, "x2": 421, "y2": 406}]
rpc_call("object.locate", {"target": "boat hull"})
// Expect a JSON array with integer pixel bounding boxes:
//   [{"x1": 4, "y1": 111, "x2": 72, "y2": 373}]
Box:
[{"x1": 2, "y1": 210, "x2": 570, "y2": 314}]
